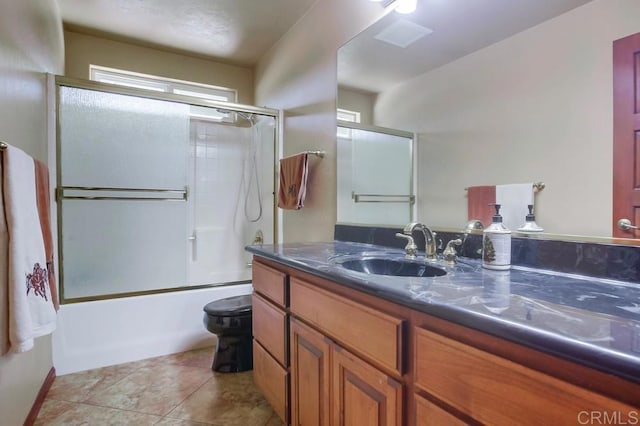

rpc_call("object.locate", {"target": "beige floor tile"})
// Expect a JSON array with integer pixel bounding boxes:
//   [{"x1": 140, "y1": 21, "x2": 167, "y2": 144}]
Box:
[
  {"x1": 264, "y1": 413, "x2": 285, "y2": 426},
  {"x1": 157, "y1": 346, "x2": 215, "y2": 369},
  {"x1": 165, "y1": 371, "x2": 273, "y2": 425},
  {"x1": 37, "y1": 347, "x2": 275, "y2": 425},
  {"x1": 153, "y1": 418, "x2": 213, "y2": 426},
  {"x1": 34, "y1": 400, "x2": 161, "y2": 425},
  {"x1": 34, "y1": 399, "x2": 77, "y2": 423},
  {"x1": 47, "y1": 362, "x2": 141, "y2": 403},
  {"x1": 84, "y1": 364, "x2": 212, "y2": 416}
]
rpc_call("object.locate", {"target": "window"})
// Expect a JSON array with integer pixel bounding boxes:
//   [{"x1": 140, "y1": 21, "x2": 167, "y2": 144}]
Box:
[
  {"x1": 90, "y1": 65, "x2": 236, "y2": 102},
  {"x1": 337, "y1": 108, "x2": 361, "y2": 123},
  {"x1": 337, "y1": 108, "x2": 361, "y2": 139},
  {"x1": 90, "y1": 66, "x2": 238, "y2": 121}
]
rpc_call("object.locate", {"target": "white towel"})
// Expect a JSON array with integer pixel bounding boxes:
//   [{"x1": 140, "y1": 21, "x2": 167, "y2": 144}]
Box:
[
  {"x1": 1, "y1": 145, "x2": 56, "y2": 354},
  {"x1": 496, "y1": 183, "x2": 534, "y2": 232}
]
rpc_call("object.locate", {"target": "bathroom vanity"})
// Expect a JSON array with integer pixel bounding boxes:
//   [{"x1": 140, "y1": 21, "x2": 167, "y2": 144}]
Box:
[{"x1": 247, "y1": 242, "x2": 640, "y2": 425}]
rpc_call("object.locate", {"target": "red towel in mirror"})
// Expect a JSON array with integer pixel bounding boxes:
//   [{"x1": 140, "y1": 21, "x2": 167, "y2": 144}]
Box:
[{"x1": 467, "y1": 185, "x2": 496, "y2": 228}]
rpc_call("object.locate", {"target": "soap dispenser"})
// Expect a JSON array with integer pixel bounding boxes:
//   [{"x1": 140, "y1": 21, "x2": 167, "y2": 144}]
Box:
[
  {"x1": 517, "y1": 204, "x2": 544, "y2": 232},
  {"x1": 482, "y1": 204, "x2": 511, "y2": 270}
]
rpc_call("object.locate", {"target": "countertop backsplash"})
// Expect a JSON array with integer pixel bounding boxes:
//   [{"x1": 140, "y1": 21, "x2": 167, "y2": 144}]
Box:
[{"x1": 334, "y1": 224, "x2": 640, "y2": 284}]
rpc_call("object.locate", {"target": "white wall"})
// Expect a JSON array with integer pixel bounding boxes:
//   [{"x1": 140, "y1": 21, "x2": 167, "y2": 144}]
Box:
[
  {"x1": 337, "y1": 87, "x2": 375, "y2": 125},
  {"x1": 375, "y1": 0, "x2": 640, "y2": 237},
  {"x1": 0, "y1": 0, "x2": 64, "y2": 424},
  {"x1": 255, "y1": 0, "x2": 389, "y2": 242}
]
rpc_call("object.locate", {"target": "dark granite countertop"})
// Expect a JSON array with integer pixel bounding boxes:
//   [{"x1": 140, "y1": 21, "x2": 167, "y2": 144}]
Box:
[{"x1": 246, "y1": 241, "x2": 640, "y2": 384}]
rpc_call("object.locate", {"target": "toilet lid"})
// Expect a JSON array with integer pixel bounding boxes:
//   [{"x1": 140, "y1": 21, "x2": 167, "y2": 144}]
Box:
[{"x1": 203, "y1": 294, "x2": 252, "y2": 316}]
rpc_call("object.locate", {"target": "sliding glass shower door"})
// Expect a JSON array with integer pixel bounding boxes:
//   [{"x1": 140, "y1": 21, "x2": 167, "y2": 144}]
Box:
[
  {"x1": 57, "y1": 82, "x2": 276, "y2": 302},
  {"x1": 337, "y1": 123, "x2": 414, "y2": 226}
]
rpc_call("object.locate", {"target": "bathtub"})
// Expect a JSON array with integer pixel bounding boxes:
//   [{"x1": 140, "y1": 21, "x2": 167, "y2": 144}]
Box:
[{"x1": 52, "y1": 284, "x2": 252, "y2": 375}]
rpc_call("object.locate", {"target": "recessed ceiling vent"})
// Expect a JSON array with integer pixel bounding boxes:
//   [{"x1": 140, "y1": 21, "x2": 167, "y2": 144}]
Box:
[{"x1": 374, "y1": 18, "x2": 433, "y2": 48}]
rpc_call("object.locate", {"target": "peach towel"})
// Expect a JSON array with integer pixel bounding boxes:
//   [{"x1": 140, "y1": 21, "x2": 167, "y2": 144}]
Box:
[
  {"x1": 467, "y1": 185, "x2": 496, "y2": 228},
  {"x1": 278, "y1": 153, "x2": 308, "y2": 210},
  {"x1": 34, "y1": 160, "x2": 58, "y2": 311}
]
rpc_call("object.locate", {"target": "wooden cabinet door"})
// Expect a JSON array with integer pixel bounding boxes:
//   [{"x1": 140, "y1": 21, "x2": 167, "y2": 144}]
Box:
[
  {"x1": 290, "y1": 318, "x2": 331, "y2": 426},
  {"x1": 332, "y1": 345, "x2": 403, "y2": 426}
]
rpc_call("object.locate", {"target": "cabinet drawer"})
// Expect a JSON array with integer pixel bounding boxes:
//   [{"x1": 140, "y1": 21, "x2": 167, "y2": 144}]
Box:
[
  {"x1": 252, "y1": 261, "x2": 287, "y2": 307},
  {"x1": 253, "y1": 340, "x2": 289, "y2": 423},
  {"x1": 252, "y1": 293, "x2": 287, "y2": 366},
  {"x1": 414, "y1": 393, "x2": 468, "y2": 426},
  {"x1": 290, "y1": 278, "x2": 404, "y2": 376},
  {"x1": 414, "y1": 327, "x2": 636, "y2": 425}
]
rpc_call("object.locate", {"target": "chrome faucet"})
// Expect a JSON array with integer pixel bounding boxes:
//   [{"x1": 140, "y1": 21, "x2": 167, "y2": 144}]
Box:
[{"x1": 403, "y1": 222, "x2": 437, "y2": 261}]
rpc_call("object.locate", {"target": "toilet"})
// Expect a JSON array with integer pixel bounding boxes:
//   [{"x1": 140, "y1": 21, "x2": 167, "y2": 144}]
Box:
[{"x1": 202, "y1": 294, "x2": 253, "y2": 373}]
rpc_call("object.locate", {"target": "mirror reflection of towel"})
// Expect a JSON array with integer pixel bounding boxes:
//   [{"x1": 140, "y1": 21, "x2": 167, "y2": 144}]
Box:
[
  {"x1": 496, "y1": 183, "x2": 534, "y2": 231},
  {"x1": 467, "y1": 185, "x2": 496, "y2": 227},
  {"x1": 278, "y1": 153, "x2": 308, "y2": 210}
]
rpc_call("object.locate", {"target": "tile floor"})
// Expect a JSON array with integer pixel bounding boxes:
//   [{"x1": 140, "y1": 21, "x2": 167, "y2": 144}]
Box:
[{"x1": 35, "y1": 347, "x2": 283, "y2": 426}]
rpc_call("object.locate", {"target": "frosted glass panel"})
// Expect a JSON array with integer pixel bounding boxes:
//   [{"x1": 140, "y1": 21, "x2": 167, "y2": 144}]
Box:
[
  {"x1": 59, "y1": 86, "x2": 190, "y2": 189},
  {"x1": 337, "y1": 127, "x2": 412, "y2": 225},
  {"x1": 62, "y1": 200, "x2": 188, "y2": 299},
  {"x1": 57, "y1": 83, "x2": 276, "y2": 300}
]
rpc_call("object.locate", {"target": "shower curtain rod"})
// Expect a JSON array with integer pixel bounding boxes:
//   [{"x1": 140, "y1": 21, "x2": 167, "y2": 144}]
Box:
[{"x1": 0, "y1": 141, "x2": 7, "y2": 150}]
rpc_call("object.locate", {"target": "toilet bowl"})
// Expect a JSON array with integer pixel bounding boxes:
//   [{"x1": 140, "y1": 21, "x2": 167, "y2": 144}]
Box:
[{"x1": 202, "y1": 294, "x2": 253, "y2": 373}]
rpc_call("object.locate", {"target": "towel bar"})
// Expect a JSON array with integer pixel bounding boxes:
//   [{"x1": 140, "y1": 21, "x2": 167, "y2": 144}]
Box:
[
  {"x1": 304, "y1": 151, "x2": 326, "y2": 158},
  {"x1": 57, "y1": 186, "x2": 188, "y2": 202},
  {"x1": 280, "y1": 150, "x2": 325, "y2": 160},
  {"x1": 464, "y1": 182, "x2": 545, "y2": 192},
  {"x1": 352, "y1": 192, "x2": 415, "y2": 204},
  {"x1": 305, "y1": 150, "x2": 325, "y2": 158}
]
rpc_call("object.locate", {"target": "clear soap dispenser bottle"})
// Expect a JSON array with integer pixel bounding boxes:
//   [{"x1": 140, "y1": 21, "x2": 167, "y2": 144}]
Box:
[{"x1": 482, "y1": 204, "x2": 511, "y2": 270}]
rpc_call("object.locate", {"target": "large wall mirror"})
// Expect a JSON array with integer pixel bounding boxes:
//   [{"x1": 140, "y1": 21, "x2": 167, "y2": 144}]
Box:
[{"x1": 337, "y1": 0, "x2": 640, "y2": 240}]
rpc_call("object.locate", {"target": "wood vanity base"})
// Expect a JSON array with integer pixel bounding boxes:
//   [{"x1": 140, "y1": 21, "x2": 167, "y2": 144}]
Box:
[{"x1": 251, "y1": 256, "x2": 639, "y2": 425}]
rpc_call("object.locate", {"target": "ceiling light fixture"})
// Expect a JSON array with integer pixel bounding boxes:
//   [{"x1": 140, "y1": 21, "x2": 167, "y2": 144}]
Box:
[
  {"x1": 394, "y1": 0, "x2": 417, "y2": 14},
  {"x1": 370, "y1": 0, "x2": 417, "y2": 14},
  {"x1": 370, "y1": 0, "x2": 399, "y2": 7}
]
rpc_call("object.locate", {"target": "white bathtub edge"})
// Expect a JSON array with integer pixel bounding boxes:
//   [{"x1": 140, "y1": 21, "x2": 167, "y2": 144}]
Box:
[{"x1": 52, "y1": 284, "x2": 252, "y2": 375}]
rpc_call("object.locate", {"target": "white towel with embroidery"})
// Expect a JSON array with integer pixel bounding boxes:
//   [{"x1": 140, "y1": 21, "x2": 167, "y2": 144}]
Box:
[{"x1": 1, "y1": 145, "x2": 56, "y2": 354}]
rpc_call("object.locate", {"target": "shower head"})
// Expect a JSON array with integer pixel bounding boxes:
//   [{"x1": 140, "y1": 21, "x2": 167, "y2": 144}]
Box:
[
  {"x1": 236, "y1": 111, "x2": 257, "y2": 124},
  {"x1": 215, "y1": 108, "x2": 257, "y2": 124}
]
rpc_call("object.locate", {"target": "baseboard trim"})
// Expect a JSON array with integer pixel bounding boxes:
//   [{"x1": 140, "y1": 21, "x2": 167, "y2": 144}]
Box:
[{"x1": 23, "y1": 367, "x2": 55, "y2": 426}]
